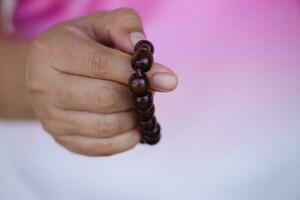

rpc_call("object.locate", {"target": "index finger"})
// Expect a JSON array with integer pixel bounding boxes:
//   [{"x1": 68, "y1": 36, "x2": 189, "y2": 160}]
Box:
[{"x1": 51, "y1": 28, "x2": 177, "y2": 91}]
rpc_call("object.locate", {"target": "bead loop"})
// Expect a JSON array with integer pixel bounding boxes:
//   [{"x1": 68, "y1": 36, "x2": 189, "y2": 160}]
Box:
[{"x1": 129, "y1": 40, "x2": 161, "y2": 145}]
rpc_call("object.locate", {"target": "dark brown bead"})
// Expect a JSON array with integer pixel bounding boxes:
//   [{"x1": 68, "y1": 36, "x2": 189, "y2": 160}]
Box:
[
  {"x1": 128, "y1": 72, "x2": 149, "y2": 96},
  {"x1": 140, "y1": 137, "x2": 146, "y2": 144},
  {"x1": 131, "y1": 48, "x2": 153, "y2": 72},
  {"x1": 134, "y1": 40, "x2": 155, "y2": 54},
  {"x1": 131, "y1": 40, "x2": 160, "y2": 146},
  {"x1": 143, "y1": 132, "x2": 161, "y2": 145},
  {"x1": 139, "y1": 116, "x2": 157, "y2": 130},
  {"x1": 141, "y1": 123, "x2": 161, "y2": 139},
  {"x1": 135, "y1": 104, "x2": 155, "y2": 121},
  {"x1": 133, "y1": 92, "x2": 153, "y2": 110}
]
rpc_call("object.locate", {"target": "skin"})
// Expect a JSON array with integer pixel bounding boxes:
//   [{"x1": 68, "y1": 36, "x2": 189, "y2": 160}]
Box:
[
  {"x1": 0, "y1": 8, "x2": 178, "y2": 156},
  {"x1": 0, "y1": 38, "x2": 34, "y2": 118}
]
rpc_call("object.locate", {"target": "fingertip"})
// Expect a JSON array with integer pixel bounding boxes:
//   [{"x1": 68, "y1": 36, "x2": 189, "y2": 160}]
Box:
[
  {"x1": 151, "y1": 72, "x2": 178, "y2": 92},
  {"x1": 111, "y1": 31, "x2": 135, "y2": 53},
  {"x1": 130, "y1": 32, "x2": 146, "y2": 47},
  {"x1": 149, "y1": 64, "x2": 178, "y2": 92},
  {"x1": 111, "y1": 31, "x2": 146, "y2": 54}
]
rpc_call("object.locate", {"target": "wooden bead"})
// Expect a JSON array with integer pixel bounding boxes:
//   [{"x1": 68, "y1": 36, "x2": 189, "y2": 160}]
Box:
[
  {"x1": 129, "y1": 40, "x2": 161, "y2": 146},
  {"x1": 128, "y1": 72, "x2": 149, "y2": 96},
  {"x1": 140, "y1": 137, "x2": 146, "y2": 144},
  {"x1": 142, "y1": 124, "x2": 161, "y2": 145},
  {"x1": 133, "y1": 92, "x2": 153, "y2": 110},
  {"x1": 134, "y1": 40, "x2": 155, "y2": 54},
  {"x1": 135, "y1": 104, "x2": 155, "y2": 121},
  {"x1": 139, "y1": 116, "x2": 157, "y2": 130},
  {"x1": 131, "y1": 48, "x2": 153, "y2": 72},
  {"x1": 144, "y1": 135, "x2": 160, "y2": 145},
  {"x1": 141, "y1": 123, "x2": 161, "y2": 139}
]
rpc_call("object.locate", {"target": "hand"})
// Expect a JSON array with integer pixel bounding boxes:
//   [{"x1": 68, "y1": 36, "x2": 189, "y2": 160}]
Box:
[{"x1": 26, "y1": 8, "x2": 178, "y2": 156}]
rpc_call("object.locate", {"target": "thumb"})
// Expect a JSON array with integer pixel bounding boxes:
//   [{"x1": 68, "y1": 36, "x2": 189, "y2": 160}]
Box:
[
  {"x1": 80, "y1": 8, "x2": 146, "y2": 53},
  {"x1": 77, "y1": 8, "x2": 178, "y2": 92},
  {"x1": 107, "y1": 8, "x2": 146, "y2": 53}
]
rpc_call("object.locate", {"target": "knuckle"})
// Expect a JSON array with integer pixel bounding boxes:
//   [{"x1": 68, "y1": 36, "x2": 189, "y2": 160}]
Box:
[
  {"x1": 113, "y1": 8, "x2": 141, "y2": 23},
  {"x1": 40, "y1": 119, "x2": 52, "y2": 133},
  {"x1": 96, "y1": 86, "x2": 117, "y2": 111},
  {"x1": 53, "y1": 135, "x2": 70, "y2": 148},
  {"x1": 38, "y1": 106, "x2": 58, "y2": 124},
  {"x1": 40, "y1": 119, "x2": 57, "y2": 135},
  {"x1": 52, "y1": 134, "x2": 67, "y2": 145},
  {"x1": 88, "y1": 53, "x2": 110, "y2": 78},
  {"x1": 52, "y1": 135, "x2": 64, "y2": 145},
  {"x1": 116, "y1": 7, "x2": 138, "y2": 17}
]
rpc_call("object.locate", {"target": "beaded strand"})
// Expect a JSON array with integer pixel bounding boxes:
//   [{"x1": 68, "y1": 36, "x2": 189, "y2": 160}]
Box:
[{"x1": 129, "y1": 40, "x2": 161, "y2": 145}]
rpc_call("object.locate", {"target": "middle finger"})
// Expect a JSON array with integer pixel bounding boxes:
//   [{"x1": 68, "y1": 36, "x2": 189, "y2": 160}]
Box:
[{"x1": 55, "y1": 72, "x2": 133, "y2": 113}]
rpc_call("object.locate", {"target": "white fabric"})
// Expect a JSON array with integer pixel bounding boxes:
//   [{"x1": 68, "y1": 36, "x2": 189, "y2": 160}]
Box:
[{"x1": 0, "y1": 121, "x2": 300, "y2": 200}]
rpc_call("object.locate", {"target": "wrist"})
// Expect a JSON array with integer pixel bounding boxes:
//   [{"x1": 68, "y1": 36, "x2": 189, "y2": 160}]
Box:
[{"x1": 0, "y1": 38, "x2": 36, "y2": 119}]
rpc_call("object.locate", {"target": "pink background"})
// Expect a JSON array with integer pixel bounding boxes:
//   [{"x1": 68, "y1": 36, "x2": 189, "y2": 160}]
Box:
[{"x1": 1, "y1": 0, "x2": 300, "y2": 199}]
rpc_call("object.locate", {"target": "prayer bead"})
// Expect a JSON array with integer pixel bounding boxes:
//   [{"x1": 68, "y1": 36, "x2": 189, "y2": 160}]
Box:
[
  {"x1": 131, "y1": 48, "x2": 153, "y2": 72},
  {"x1": 133, "y1": 92, "x2": 153, "y2": 110},
  {"x1": 135, "y1": 105, "x2": 155, "y2": 121},
  {"x1": 128, "y1": 72, "x2": 149, "y2": 96},
  {"x1": 139, "y1": 116, "x2": 157, "y2": 130},
  {"x1": 134, "y1": 40, "x2": 155, "y2": 54}
]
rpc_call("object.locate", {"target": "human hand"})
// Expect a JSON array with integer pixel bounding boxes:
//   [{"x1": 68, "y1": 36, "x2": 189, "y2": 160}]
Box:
[{"x1": 26, "y1": 8, "x2": 178, "y2": 156}]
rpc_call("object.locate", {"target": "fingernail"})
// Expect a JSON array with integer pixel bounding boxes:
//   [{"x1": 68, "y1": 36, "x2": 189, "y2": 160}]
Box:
[
  {"x1": 130, "y1": 32, "x2": 146, "y2": 46},
  {"x1": 152, "y1": 72, "x2": 178, "y2": 91}
]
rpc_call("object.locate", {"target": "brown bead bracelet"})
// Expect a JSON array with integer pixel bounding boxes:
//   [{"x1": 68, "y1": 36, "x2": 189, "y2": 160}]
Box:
[{"x1": 129, "y1": 40, "x2": 161, "y2": 145}]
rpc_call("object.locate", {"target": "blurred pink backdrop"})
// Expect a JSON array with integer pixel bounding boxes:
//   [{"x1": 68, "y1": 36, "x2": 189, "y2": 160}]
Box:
[{"x1": 1, "y1": 0, "x2": 300, "y2": 199}]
